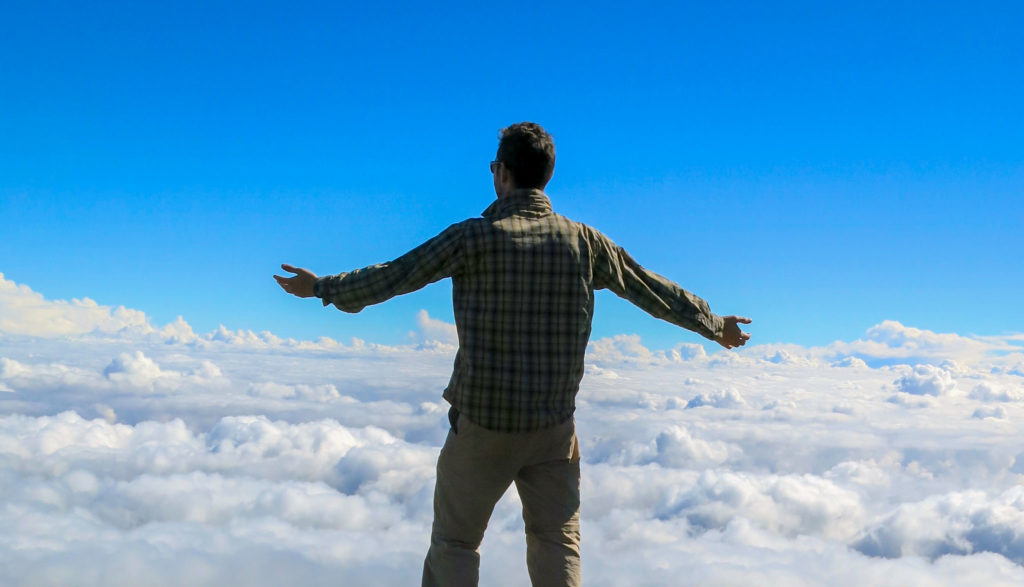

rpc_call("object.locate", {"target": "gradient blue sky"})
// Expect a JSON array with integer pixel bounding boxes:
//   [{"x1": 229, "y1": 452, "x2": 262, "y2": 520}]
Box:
[{"x1": 2, "y1": 1, "x2": 1022, "y2": 350}]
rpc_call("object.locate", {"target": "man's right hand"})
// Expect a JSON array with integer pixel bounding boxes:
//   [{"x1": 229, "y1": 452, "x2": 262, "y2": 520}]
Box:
[{"x1": 717, "y1": 315, "x2": 752, "y2": 349}]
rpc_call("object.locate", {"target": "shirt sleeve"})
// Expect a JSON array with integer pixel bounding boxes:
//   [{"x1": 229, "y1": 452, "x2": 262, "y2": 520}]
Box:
[
  {"x1": 314, "y1": 222, "x2": 465, "y2": 313},
  {"x1": 586, "y1": 226, "x2": 724, "y2": 341}
]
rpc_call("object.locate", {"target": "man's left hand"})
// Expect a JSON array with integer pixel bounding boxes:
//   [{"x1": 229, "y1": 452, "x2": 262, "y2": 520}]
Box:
[{"x1": 274, "y1": 263, "x2": 318, "y2": 298}]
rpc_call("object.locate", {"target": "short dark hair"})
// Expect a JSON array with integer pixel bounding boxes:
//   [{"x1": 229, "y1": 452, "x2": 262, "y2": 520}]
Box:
[{"x1": 496, "y1": 122, "x2": 556, "y2": 189}]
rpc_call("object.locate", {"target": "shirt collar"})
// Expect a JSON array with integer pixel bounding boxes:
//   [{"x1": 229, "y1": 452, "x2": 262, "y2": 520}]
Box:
[{"x1": 482, "y1": 188, "x2": 553, "y2": 220}]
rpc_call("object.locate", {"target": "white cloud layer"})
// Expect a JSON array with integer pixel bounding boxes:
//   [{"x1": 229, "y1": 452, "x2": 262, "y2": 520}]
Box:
[{"x1": 3, "y1": 273, "x2": 1024, "y2": 585}]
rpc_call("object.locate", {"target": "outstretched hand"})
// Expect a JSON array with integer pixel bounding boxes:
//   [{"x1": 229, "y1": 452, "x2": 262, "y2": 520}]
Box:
[
  {"x1": 274, "y1": 264, "x2": 318, "y2": 298},
  {"x1": 717, "y1": 315, "x2": 752, "y2": 349}
]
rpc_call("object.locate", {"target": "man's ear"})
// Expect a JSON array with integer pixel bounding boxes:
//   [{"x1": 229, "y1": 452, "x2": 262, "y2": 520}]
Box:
[{"x1": 499, "y1": 165, "x2": 517, "y2": 190}]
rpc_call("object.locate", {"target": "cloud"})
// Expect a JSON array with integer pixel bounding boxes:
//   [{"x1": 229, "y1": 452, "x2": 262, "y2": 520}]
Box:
[
  {"x1": 4, "y1": 275, "x2": 1024, "y2": 585},
  {"x1": 894, "y1": 365, "x2": 959, "y2": 396},
  {"x1": 885, "y1": 392, "x2": 935, "y2": 408},
  {"x1": 0, "y1": 410, "x2": 439, "y2": 586},
  {"x1": 652, "y1": 426, "x2": 734, "y2": 468},
  {"x1": 586, "y1": 334, "x2": 705, "y2": 366},
  {"x1": 104, "y1": 351, "x2": 169, "y2": 389},
  {"x1": 588, "y1": 334, "x2": 661, "y2": 364},
  {"x1": 659, "y1": 470, "x2": 866, "y2": 541},
  {"x1": 245, "y1": 381, "x2": 343, "y2": 401},
  {"x1": 832, "y1": 356, "x2": 869, "y2": 369},
  {"x1": 0, "y1": 356, "x2": 108, "y2": 394},
  {"x1": 827, "y1": 320, "x2": 1020, "y2": 366},
  {"x1": 410, "y1": 309, "x2": 459, "y2": 349},
  {"x1": 686, "y1": 388, "x2": 748, "y2": 409},
  {"x1": 854, "y1": 487, "x2": 1024, "y2": 564},
  {"x1": 0, "y1": 273, "x2": 156, "y2": 337},
  {"x1": 584, "y1": 426, "x2": 737, "y2": 469},
  {"x1": 972, "y1": 406, "x2": 1008, "y2": 420},
  {"x1": 825, "y1": 458, "x2": 895, "y2": 490},
  {"x1": 970, "y1": 383, "x2": 1022, "y2": 403},
  {"x1": 0, "y1": 274, "x2": 381, "y2": 352}
]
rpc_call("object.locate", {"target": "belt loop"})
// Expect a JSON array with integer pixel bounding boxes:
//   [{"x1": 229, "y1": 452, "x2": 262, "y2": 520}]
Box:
[{"x1": 448, "y1": 406, "x2": 460, "y2": 434}]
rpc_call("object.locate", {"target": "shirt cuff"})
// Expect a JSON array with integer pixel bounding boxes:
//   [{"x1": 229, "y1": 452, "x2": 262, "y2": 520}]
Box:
[
  {"x1": 314, "y1": 277, "x2": 330, "y2": 307},
  {"x1": 707, "y1": 313, "x2": 725, "y2": 341}
]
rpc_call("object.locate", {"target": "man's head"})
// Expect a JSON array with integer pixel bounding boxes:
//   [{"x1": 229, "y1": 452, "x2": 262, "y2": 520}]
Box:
[{"x1": 492, "y1": 122, "x2": 555, "y2": 195}]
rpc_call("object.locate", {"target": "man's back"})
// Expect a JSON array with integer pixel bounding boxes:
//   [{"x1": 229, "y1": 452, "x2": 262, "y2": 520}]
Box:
[{"x1": 448, "y1": 188, "x2": 596, "y2": 432}]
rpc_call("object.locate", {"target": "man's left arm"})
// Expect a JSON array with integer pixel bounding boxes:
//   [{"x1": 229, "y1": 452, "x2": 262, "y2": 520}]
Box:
[{"x1": 274, "y1": 222, "x2": 465, "y2": 312}]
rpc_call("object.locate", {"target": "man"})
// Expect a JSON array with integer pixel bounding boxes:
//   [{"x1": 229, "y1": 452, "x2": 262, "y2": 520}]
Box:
[{"x1": 274, "y1": 122, "x2": 751, "y2": 586}]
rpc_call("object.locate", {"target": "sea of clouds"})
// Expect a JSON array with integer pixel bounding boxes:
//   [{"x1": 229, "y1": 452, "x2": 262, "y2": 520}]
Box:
[{"x1": 2, "y1": 272, "x2": 1024, "y2": 586}]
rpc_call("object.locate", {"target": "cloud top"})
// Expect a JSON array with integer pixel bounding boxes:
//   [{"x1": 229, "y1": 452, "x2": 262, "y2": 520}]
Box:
[{"x1": 4, "y1": 274, "x2": 1024, "y2": 585}]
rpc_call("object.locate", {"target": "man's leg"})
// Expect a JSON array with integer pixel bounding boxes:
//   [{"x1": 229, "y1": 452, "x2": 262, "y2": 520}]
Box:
[
  {"x1": 515, "y1": 421, "x2": 582, "y2": 587},
  {"x1": 422, "y1": 414, "x2": 516, "y2": 587}
]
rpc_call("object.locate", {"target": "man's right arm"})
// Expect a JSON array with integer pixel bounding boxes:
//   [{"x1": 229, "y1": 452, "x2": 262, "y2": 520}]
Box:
[{"x1": 586, "y1": 227, "x2": 750, "y2": 348}]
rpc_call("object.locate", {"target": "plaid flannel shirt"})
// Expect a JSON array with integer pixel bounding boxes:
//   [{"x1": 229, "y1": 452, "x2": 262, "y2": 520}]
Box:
[{"x1": 315, "y1": 189, "x2": 724, "y2": 432}]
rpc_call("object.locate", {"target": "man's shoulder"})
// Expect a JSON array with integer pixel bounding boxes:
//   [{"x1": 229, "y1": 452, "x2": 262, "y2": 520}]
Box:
[
  {"x1": 458, "y1": 198, "x2": 613, "y2": 244},
  {"x1": 548, "y1": 213, "x2": 612, "y2": 242}
]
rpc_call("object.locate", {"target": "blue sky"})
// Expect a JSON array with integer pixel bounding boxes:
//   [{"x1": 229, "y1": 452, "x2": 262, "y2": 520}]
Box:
[{"x1": 2, "y1": 1, "x2": 1022, "y2": 350}]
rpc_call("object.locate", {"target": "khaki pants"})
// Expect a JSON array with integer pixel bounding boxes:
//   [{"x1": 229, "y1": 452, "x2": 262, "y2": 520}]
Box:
[{"x1": 422, "y1": 412, "x2": 582, "y2": 587}]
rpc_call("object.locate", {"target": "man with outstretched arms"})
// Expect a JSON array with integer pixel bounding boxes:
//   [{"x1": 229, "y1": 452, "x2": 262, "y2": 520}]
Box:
[{"x1": 275, "y1": 122, "x2": 751, "y2": 587}]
